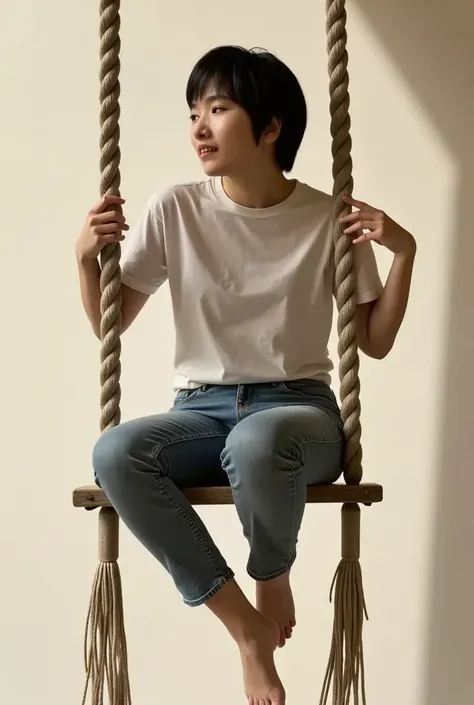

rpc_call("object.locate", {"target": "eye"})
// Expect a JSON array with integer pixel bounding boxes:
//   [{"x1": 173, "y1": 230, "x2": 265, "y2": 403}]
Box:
[
  {"x1": 212, "y1": 106, "x2": 226, "y2": 114},
  {"x1": 189, "y1": 113, "x2": 198, "y2": 122}
]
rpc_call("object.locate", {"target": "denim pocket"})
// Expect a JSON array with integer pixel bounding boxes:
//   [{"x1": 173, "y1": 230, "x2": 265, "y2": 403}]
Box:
[
  {"x1": 279, "y1": 379, "x2": 330, "y2": 398},
  {"x1": 173, "y1": 387, "x2": 202, "y2": 405},
  {"x1": 279, "y1": 380, "x2": 341, "y2": 420}
]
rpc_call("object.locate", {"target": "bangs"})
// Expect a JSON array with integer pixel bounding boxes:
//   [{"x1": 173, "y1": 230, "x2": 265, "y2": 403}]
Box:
[
  {"x1": 186, "y1": 47, "x2": 254, "y2": 108},
  {"x1": 186, "y1": 70, "x2": 235, "y2": 108}
]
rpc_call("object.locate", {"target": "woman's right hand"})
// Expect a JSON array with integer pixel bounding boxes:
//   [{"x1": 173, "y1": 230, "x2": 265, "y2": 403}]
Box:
[{"x1": 76, "y1": 194, "x2": 129, "y2": 260}]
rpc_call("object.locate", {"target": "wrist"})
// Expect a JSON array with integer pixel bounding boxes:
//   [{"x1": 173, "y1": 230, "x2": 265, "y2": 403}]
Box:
[
  {"x1": 76, "y1": 249, "x2": 98, "y2": 267},
  {"x1": 394, "y1": 236, "x2": 417, "y2": 261}
]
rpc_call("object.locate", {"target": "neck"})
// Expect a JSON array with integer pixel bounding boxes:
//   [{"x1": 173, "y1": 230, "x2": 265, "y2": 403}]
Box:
[{"x1": 221, "y1": 165, "x2": 295, "y2": 209}]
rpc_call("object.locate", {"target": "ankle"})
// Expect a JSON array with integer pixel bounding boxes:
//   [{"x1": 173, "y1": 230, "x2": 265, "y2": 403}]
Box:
[
  {"x1": 229, "y1": 611, "x2": 266, "y2": 647},
  {"x1": 206, "y1": 579, "x2": 261, "y2": 643}
]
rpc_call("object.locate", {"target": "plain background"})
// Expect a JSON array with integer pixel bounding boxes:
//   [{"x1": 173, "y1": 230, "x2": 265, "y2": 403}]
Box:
[{"x1": 1, "y1": 1, "x2": 473, "y2": 704}]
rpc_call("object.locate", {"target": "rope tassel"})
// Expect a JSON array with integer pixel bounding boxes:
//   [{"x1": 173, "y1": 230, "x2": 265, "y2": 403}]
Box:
[
  {"x1": 320, "y1": 504, "x2": 368, "y2": 705},
  {"x1": 82, "y1": 509, "x2": 131, "y2": 705}
]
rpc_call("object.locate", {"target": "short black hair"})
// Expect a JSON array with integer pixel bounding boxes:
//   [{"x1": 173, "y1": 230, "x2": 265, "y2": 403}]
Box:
[{"x1": 186, "y1": 45, "x2": 307, "y2": 172}]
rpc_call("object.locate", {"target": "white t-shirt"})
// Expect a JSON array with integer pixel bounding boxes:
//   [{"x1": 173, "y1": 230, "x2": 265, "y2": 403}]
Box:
[{"x1": 121, "y1": 177, "x2": 383, "y2": 389}]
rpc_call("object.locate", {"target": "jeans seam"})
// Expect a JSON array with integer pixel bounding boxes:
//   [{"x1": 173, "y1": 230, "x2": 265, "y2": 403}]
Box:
[
  {"x1": 151, "y1": 472, "x2": 228, "y2": 578},
  {"x1": 150, "y1": 432, "x2": 228, "y2": 580},
  {"x1": 286, "y1": 467, "x2": 298, "y2": 575},
  {"x1": 246, "y1": 466, "x2": 298, "y2": 582},
  {"x1": 247, "y1": 436, "x2": 341, "y2": 580},
  {"x1": 247, "y1": 554, "x2": 297, "y2": 582},
  {"x1": 299, "y1": 436, "x2": 343, "y2": 446},
  {"x1": 183, "y1": 569, "x2": 235, "y2": 606}
]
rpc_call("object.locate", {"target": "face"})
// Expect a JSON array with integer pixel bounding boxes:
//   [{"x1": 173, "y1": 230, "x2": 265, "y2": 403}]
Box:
[{"x1": 189, "y1": 89, "x2": 279, "y2": 177}]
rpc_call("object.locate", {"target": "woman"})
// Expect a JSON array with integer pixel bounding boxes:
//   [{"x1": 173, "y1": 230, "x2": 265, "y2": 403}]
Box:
[{"x1": 75, "y1": 45, "x2": 416, "y2": 705}]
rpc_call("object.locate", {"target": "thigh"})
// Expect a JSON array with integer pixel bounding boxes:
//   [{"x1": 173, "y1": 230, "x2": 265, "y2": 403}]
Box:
[
  {"x1": 158, "y1": 409, "x2": 229, "y2": 486},
  {"x1": 94, "y1": 409, "x2": 229, "y2": 488},
  {"x1": 233, "y1": 404, "x2": 344, "y2": 485}
]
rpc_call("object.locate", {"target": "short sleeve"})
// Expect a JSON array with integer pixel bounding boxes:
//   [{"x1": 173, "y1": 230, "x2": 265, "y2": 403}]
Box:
[
  {"x1": 352, "y1": 241, "x2": 383, "y2": 304},
  {"x1": 120, "y1": 199, "x2": 168, "y2": 295}
]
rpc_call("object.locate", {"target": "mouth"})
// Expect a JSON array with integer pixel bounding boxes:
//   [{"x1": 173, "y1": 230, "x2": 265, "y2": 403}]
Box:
[{"x1": 198, "y1": 145, "x2": 218, "y2": 159}]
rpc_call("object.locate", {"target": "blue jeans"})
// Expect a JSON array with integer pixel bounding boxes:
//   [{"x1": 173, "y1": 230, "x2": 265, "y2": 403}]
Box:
[{"x1": 92, "y1": 380, "x2": 344, "y2": 606}]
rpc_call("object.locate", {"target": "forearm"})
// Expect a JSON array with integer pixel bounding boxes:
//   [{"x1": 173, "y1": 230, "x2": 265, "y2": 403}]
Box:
[
  {"x1": 76, "y1": 255, "x2": 102, "y2": 339},
  {"x1": 367, "y1": 246, "x2": 416, "y2": 358}
]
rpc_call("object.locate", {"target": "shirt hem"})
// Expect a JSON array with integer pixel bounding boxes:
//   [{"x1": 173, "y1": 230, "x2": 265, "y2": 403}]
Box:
[
  {"x1": 121, "y1": 272, "x2": 161, "y2": 296},
  {"x1": 356, "y1": 285, "x2": 383, "y2": 305}
]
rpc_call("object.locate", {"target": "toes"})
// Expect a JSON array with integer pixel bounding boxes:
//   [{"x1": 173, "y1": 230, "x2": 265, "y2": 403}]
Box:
[{"x1": 284, "y1": 624, "x2": 292, "y2": 639}]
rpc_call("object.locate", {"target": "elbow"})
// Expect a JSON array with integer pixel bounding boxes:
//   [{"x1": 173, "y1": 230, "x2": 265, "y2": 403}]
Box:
[
  {"x1": 370, "y1": 347, "x2": 390, "y2": 360},
  {"x1": 365, "y1": 339, "x2": 393, "y2": 360},
  {"x1": 360, "y1": 335, "x2": 394, "y2": 360}
]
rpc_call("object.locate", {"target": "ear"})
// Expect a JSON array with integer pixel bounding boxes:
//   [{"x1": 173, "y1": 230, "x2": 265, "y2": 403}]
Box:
[{"x1": 260, "y1": 117, "x2": 281, "y2": 145}]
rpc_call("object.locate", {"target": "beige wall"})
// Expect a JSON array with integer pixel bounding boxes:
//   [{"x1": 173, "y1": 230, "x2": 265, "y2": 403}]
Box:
[{"x1": 1, "y1": 1, "x2": 473, "y2": 703}]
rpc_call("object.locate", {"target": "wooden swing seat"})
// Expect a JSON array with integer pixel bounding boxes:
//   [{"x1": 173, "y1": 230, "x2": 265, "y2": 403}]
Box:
[{"x1": 73, "y1": 482, "x2": 383, "y2": 510}]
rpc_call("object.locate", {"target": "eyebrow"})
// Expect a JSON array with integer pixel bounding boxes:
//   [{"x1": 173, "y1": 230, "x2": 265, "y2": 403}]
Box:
[{"x1": 190, "y1": 93, "x2": 230, "y2": 108}]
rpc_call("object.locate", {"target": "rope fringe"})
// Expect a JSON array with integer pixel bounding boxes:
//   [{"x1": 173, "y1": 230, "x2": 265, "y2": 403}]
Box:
[
  {"x1": 82, "y1": 561, "x2": 131, "y2": 705},
  {"x1": 320, "y1": 558, "x2": 368, "y2": 705}
]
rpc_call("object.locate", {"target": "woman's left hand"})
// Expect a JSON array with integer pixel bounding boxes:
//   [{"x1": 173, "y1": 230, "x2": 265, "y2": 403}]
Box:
[{"x1": 339, "y1": 195, "x2": 416, "y2": 256}]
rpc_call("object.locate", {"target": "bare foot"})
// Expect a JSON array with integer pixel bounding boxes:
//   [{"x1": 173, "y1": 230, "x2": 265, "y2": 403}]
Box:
[
  {"x1": 256, "y1": 571, "x2": 296, "y2": 648},
  {"x1": 206, "y1": 579, "x2": 286, "y2": 704},
  {"x1": 238, "y1": 612, "x2": 285, "y2": 705}
]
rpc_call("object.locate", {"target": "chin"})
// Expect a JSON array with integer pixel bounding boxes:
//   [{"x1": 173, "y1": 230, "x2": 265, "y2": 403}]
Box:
[{"x1": 200, "y1": 161, "x2": 226, "y2": 177}]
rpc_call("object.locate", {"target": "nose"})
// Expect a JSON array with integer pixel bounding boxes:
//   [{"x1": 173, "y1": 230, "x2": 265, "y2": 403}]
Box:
[{"x1": 193, "y1": 116, "x2": 211, "y2": 141}]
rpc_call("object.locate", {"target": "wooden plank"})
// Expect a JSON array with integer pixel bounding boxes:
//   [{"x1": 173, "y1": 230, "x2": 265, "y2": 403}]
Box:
[{"x1": 73, "y1": 482, "x2": 382, "y2": 510}]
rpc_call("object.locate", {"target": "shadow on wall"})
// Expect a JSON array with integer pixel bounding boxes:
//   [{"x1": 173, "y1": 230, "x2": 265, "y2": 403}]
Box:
[{"x1": 357, "y1": 1, "x2": 474, "y2": 703}]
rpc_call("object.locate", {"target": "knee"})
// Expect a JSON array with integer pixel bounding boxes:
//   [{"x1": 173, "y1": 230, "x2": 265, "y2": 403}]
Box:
[
  {"x1": 221, "y1": 425, "x2": 285, "y2": 489},
  {"x1": 92, "y1": 424, "x2": 136, "y2": 493}
]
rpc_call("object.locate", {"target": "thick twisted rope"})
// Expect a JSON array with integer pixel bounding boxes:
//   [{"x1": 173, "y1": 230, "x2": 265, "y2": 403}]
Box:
[
  {"x1": 320, "y1": 4, "x2": 368, "y2": 704},
  {"x1": 99, "y1": 0, "x2": 122, "y2": 432},
  {"x1": 81, "y1": 3, "x2": 131, "y2": 704},
  {"x1": 327, "y1": 0, "x2": 362, "y2": 484}
]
